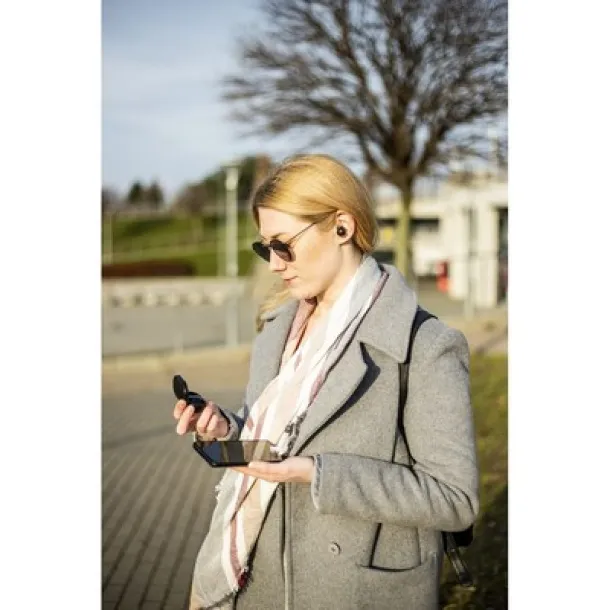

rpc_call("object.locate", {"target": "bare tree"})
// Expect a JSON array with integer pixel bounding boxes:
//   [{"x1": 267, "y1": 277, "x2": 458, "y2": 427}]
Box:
[{"x1": 222, "y1": 0, "x2": 507, "y2": 277}]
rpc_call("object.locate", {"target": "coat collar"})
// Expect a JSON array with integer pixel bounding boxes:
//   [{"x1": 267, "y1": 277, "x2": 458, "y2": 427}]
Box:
[
  {"x1": 261, "y1": 263, "x2": 419, "y2": 364},
  {"x1": 355, "y1": 264, "x2": 420, "y2": 363},
  {"x1": 251, "y1": 264, "x2": 420, "y2": 454},
  {"x1": 260, "y1": 298, "x2": 299, "y2": 324}
]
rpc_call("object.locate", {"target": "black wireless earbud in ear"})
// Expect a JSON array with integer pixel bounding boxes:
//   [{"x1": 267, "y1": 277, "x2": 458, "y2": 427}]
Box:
[{"x1": 336, "y1": 226, "x2": 347, "y2": 237}]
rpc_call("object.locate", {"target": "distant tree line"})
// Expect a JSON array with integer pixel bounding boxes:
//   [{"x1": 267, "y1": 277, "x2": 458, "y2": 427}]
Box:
[
  {"x1": 101, "y1": 180, "x2": 165, "y2": 216},
  {"x1": 102, "y1": 154, "x2": 274, "y2": 218},
  {"x1": 171, "y1": 154, "x2": 273, "y2": 216}
]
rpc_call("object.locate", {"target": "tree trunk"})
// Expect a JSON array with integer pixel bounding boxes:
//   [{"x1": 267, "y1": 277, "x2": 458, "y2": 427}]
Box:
[{"x1": 394, "y1": 187, "x2": 414, "y2": 283}]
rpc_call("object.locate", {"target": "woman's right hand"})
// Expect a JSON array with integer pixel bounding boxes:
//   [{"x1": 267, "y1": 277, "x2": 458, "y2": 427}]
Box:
[{"x1": 173, "y1": 399, "x2": 230, "y2": 440}]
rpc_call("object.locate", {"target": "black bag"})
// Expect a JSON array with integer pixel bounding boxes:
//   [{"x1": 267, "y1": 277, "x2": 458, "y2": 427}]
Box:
[{"x1": 397, "y1": 307, "x2": 475, "y2": 589}]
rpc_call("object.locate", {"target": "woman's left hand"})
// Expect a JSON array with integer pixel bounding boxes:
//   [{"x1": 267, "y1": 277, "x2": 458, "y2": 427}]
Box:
[{"x1": 231, "y1": 456, "x2": 315, "y2": 484}]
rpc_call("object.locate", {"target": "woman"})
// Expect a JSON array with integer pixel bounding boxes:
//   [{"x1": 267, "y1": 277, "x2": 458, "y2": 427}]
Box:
[{"x1": 173, "y1": 154, "x2": 479, "y2": 610}]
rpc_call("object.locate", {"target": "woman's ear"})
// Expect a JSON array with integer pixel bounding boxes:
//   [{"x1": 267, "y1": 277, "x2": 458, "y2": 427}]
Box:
[{"x1": 335, "y1": 211, "x2": 356, "y2": 241}]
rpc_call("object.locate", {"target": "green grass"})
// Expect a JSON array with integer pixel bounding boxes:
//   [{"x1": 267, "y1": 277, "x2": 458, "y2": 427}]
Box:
[
  {"x1": 109, "y1": 247, "x2": 258, "y2": 277},
  {"x1": 103, "y1": 214, "x2": 257, "y2": 249},
  {"x1": 440, "y1": 354, "x2": 508, "y2": 609},
  {"x1": 102, "y1": 214, "x2": 259, "y2": 276}
]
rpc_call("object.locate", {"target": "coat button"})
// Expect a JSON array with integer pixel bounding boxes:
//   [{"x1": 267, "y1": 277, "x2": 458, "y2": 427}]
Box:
[{"x1": 328, "y1": 542, "x2": 341, "y2": 556}]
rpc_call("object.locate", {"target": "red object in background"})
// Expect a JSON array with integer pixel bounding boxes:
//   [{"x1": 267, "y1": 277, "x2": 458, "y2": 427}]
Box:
[
  {"x1": 102, "y1": 259, "x2": 196, "y2": 278},
  {"x1": 436, "y1": 261, "x2": 449, "y2": 292}
]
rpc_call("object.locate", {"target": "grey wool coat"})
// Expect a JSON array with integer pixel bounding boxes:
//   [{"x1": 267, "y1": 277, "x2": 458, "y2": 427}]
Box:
[{"x1": 192, "y1": 264, "x2": 479, "y2": 610}]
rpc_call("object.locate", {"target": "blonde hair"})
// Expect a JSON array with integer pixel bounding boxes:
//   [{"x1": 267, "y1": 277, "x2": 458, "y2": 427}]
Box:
[{"x1": 252, "y1": 154, "x2": 379, "y2": 330}]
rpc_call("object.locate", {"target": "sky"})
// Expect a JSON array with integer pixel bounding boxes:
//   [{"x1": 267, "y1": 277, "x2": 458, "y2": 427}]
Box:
[
  {"x1": 103, "y1": 0, "x2": 313, "y2": 200},
  {"x1": 102, "y1": 0, "x2": 504, "y2": 202}
]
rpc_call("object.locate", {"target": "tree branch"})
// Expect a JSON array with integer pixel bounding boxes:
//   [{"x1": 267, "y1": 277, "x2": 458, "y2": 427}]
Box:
[{"x1": 221, "y1": 0, "x2": 507, "y2": 191}]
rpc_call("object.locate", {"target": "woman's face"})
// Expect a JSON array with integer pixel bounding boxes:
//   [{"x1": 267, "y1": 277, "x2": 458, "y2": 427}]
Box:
[{"x1": 256, "y1": 207, "x2": 343, "y2": 301}]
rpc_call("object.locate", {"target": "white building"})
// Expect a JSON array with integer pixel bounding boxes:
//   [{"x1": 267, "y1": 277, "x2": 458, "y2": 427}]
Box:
[{"x1": 374, "y1": 173, "x2": 508, "y2": 309}]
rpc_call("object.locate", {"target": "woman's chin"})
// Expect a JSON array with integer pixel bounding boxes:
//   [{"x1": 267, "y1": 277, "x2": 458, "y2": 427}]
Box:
[
  {"x1": 288, "y1": 286, "x2": 304, "y2": 299},
  {"x1": 288, "y1": 284, "x2": 313, "y2": 301}
]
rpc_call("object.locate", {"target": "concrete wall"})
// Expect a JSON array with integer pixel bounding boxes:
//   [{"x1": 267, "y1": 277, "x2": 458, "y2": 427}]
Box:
[
  {"x1": 102, "y1": 277, "x2": 248, "y2": 308},
  {"x1": 441, "y1": 180, "x2": 508, "y2": 309}
]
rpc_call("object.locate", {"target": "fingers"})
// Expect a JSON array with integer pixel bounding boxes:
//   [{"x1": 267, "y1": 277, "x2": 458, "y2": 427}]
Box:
[
  {"x1": 173, "y1": 399, "x2": 187, "y2": 420},
  {"x1": 229, "y1": 458, "x2": 312, "y2": 484},
  {"x1": 195, "y1": 404, "x2": 213, "y2": 435},
  {"x1": 176, "y1": 404, "x2": 196, "y2": 435},
  {"x1": 174, "y1": 398, "x2": 228, "y2": 439},
  {"x1": 230, "y1": 466, "x2": 249, "y2": 475},
  {"x1": 195, "y1": 403, "x2": 226, "y2": 438},
  {"x1": 246, "y1": 461, "x2": 273, "y2": 473},
  {"x1": 175, "y1": 398, "x2": 196, "y2": 435},
  {"x1": 174, "y1": 399, "x2": 216, "y2": 436},
  {"x1": 230, "y1": 461, "x2": 279, "y2": 479}
]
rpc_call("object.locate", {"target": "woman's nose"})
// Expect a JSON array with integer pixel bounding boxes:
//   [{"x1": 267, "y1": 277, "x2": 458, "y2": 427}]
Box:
[{"x1": 268, "y1": 249, "x2": 287, "y2": 272}]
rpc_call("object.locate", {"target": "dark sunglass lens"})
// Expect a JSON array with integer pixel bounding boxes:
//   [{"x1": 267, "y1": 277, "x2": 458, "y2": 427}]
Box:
[
  {"x1": 270, "y1": 240, "x2": 293, "y2": 262},
  {"x1": 252, "y1": 242, "x2": 271, "y2": 262}
]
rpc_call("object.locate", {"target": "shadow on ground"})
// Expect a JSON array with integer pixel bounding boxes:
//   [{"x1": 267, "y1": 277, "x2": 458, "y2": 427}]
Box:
[{"x1": 103, "y1": 425, "x2": 175, "y2": 451}]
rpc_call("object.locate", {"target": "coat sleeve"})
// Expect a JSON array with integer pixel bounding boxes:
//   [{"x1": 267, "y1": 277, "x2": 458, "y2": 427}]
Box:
[
  {"x1": 216, "y1": 406, "x2": 245, "y2": 440},
  {"x1": 311, "y1": 326, "x2": 479, "y2": 532}
]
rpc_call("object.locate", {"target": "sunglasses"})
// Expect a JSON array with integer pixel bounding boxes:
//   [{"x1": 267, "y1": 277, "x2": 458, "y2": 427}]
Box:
[{"x1": 252, "y1": 216, "x2": 330, "y2": 263}]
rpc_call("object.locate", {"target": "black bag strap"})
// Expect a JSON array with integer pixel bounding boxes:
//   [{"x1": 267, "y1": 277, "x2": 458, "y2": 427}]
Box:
[
  {"x1": 397, "y1": 307, "x2": 436, "y2": 446},
  {"x1": 399, "y1": 307, "x2": 436, "y2": 415},
  {"x1": 397, "y1": 307, "x2": 475, "y2": 590}
]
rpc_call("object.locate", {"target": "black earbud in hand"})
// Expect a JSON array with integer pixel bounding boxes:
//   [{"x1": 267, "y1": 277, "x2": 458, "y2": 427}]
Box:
[{"x1": 172, "y1": 374, "x2": 207, "y2": 414}]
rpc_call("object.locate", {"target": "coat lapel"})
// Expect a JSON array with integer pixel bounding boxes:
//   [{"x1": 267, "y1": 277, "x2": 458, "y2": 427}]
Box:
[
  {"x1": 355, "y1": 265, "x2": 420, "y2": 364},
  {"x1": 290, "y1": 265, "x2": 419, "y2": 454},
  {"x1": 291, "y1": 339, "x2": 368, "y2": 455}
]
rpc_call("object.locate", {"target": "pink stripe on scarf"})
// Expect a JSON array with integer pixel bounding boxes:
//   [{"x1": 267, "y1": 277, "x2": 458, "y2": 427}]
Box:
[{"x1": 220, "y1": 260, "x2": 388, "y2": 601}]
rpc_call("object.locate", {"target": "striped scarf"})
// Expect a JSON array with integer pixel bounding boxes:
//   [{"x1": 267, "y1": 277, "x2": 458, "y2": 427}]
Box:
[{"x1": 190, "y1": 255, "x2": 388, "y2": 610}]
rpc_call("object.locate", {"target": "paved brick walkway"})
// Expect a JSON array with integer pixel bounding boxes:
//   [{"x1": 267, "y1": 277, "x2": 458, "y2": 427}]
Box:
[{"x1": 102, "y1": 385, "x2": 241, "y2": 610}]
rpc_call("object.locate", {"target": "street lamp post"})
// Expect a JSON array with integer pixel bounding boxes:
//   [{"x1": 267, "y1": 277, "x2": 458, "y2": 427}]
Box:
[
  {"x1": 224, "y1": 161, "x2": 240, "y2": 346},
  {"x1": 104, "y1": 210, "x2": 115, "y2": 264},
  {"x1": 465, "y1": 206, "x2": 476, "y2": 320},
  {"x1": 225, "y1": 164, "x2": 239, "y2": 279}
]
